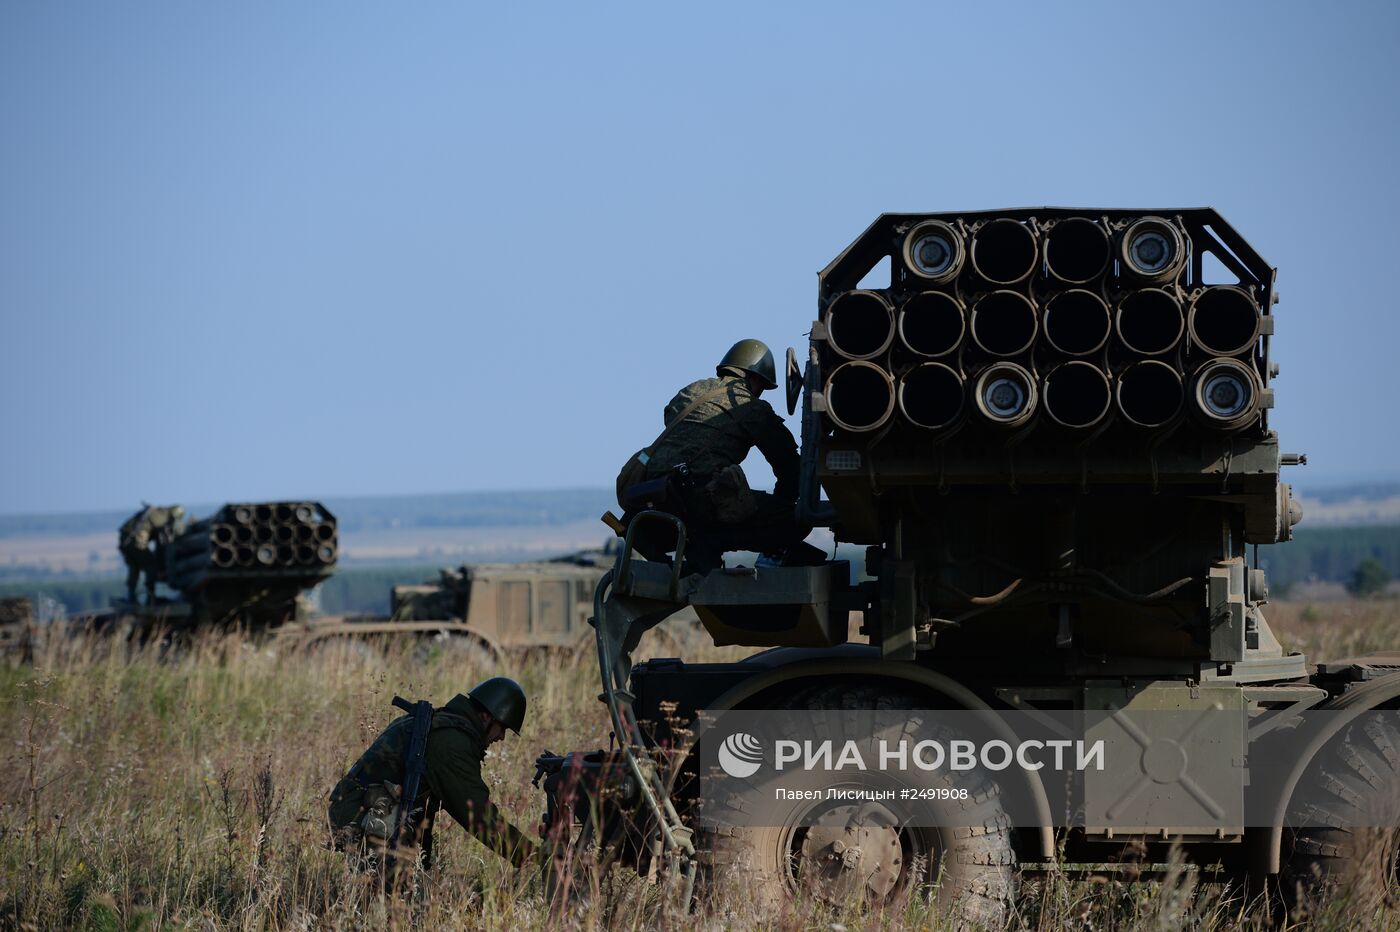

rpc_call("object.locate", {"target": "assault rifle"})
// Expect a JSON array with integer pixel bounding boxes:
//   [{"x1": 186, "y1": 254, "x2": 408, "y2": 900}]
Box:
[{"x1": 389, "y1": 695, "x2": 433, "y2": 848}]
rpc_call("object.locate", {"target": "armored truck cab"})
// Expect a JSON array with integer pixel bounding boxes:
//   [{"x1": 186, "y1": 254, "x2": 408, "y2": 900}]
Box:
[{"x1": 541, "y1": 211, "x2": 1400, "y2": 920}]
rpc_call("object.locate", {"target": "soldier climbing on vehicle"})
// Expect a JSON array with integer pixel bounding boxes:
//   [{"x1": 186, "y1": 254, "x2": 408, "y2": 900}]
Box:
[
  {"x1": 327, "y1": 676, "x2": 538, "y2": 882},
  {"x1": 118, "y1": 504, "x2": 186, "y2": 604},
  {"x1": 615, "y1": 339, "x2": 824, "y2": 573}
]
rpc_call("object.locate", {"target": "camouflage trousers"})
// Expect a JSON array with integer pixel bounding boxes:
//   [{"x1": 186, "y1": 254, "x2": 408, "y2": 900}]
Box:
[
  {"x1": 330, "y1": 796, "x2": 435, "y2": 897},
  {"x1": 334, "y1": 825, "x2": 431, "y2": 896},
  {"x1": 628, "y1": 484, "x2": 806, "y2": 573}
]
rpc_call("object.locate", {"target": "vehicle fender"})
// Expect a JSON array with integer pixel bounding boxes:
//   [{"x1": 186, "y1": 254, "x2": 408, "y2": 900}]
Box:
[{"x1": 1260, "y1": 667, "x2": 1400, "y2": 874}]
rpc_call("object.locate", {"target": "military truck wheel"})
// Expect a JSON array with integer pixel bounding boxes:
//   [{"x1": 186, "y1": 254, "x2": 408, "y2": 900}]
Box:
[
  {"x1": 701, "y1": 684, "x2": 1015, "y2": 925},
  {"x1": 1283, "y1": 715, "x2": 1400, "y2": 911}
]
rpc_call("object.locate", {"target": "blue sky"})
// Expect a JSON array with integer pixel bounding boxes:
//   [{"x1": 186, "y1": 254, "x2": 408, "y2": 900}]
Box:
[{"x1": 1, "y1": 1, "x2": 1397, "y2": 514}]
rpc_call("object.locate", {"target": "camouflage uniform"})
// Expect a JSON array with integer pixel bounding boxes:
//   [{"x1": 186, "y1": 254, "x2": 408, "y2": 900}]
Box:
[
  {"x1": 637, "y1": 374, "x2": 803, "y2": 570},
  {"x1": 118, "y1": 505, "x2": 184, "y2": 603},
  {"x1": 327, "y1": 693, "x2": 535, "y2": 872}
]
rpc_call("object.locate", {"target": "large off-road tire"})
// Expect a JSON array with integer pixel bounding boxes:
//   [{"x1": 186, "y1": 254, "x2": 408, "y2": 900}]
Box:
[
  {"x1": 1283, "y1": 714, "x2": 1400, "y2": 912},
  {"x1": 700, "y1": 684, "x2": 1016, "y2": 926}
]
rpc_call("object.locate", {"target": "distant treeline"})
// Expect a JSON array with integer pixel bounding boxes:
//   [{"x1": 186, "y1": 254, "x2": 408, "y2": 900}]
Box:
[
  {"x1": 314, "y1": 564, "x2": 442, "y2": 615},
  {"x1": 1256, "y1": 525, "x2": 1400, "y2": 592},
  {"x1": 3, "y1": 526, "x2": 1397, "y2": 619}
]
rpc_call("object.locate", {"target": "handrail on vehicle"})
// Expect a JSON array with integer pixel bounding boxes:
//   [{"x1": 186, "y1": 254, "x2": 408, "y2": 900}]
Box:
[
  {"x1": 617, "y1": 509, "x2": 687, "y2": 601},
  {"x1": 582, "y1": 512, "x2": 697, "y2": 908}
]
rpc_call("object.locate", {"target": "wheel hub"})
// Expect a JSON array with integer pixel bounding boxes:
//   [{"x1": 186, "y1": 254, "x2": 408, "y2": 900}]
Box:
[{"x1": 798, "y1": 804, "x2": 905, "y2": 901}]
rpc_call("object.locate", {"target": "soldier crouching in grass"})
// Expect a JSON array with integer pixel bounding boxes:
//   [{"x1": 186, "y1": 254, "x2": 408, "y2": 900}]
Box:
[{"x1": 327, "y1": 677, "x2": 538, "y2": 891}]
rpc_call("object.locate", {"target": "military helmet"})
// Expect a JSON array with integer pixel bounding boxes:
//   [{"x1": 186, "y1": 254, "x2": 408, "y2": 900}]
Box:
[
  {"x1": 468, "y1": 676, "x2": 527, "y2": 734},
  {"x1": 717, "y1": 339, "x2": 778, "y2": 391}
]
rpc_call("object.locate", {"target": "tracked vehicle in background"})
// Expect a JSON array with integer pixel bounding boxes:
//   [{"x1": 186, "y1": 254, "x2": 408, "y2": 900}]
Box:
[
  {"x1": 378, "y1": 542, "x2": 698, "y2": 656},
  {"x1": 539, "y1": 209, "x2": 1400, "y2": 918}
]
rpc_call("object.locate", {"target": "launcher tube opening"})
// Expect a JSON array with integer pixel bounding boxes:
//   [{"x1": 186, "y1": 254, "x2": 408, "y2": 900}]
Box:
[
  {"x1": 899, "y1": 291, "x2": 965, "y2": 358},
  {"x1": 971, "y1": 219, "x2": 1038, "y2": 285},
  {"x1": 825, "y1": 361, "x2": 896, "y2": 432},
  {"x1": 826, "y1": 290, "x2": 896, "y2": 360},
  {"x1": 1044, "y1": 290, "x2": 1111, "y2": 356},
  {"x1": 899, "y1": 362, "x2": 964, "y2": 430},
  {"x1": 1117, "y1": 360, "x2": 1184, "y2": 428},
  {"x1": 1045, "y1": 218, "x2": 1110, "y2": 284},
  {"x1": 1043, "y1": 362, "x2": 1112, "y2": 429},
  {"x1": 1189, "y1": 286, "x2": 1261, "y2": 356},
  {"x1": 972, "y1": 291, "x2": 1037, "y2": 356},
  {"x1": 1117, "y1": 289, "x2": 1184, "y2": 356}
]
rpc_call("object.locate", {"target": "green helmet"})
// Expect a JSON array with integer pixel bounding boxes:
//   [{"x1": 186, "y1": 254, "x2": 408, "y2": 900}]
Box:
[
  {"x1": 468, "y1": 676, "x2": 527, "y2": 734},
  {"x1": 717, "y1": 339, "x2": 777, "y2": 391}
]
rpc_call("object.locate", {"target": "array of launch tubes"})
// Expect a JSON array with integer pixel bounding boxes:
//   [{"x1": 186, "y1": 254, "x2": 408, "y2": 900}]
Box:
[
  {"x1": 168, "y1": 501, "x2": 338, "y2": 582},
  {"x1": 819, "y1": 216, "x2": 1270, "y2": 436}
]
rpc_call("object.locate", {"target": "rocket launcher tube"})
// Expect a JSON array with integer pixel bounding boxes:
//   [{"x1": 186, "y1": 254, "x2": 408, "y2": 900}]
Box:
[
  {"x1": 1192, "y1": 357, "x2": 1262, "y2": 430},
  {"x1": 898, "y1": 362, "x2": 965, "y2": 430},
  {"x1": 1043, "y1": 290, "x2": 1111, "y2": 356},
  {"x1": 825, "y1": 360, "x2": 896, "y2": 433},
  {"x1": 1044, "y1": 217, "x2": 1110, "y2": 284},
  {"x1": 1118, "y1": 216, "x2": 1187, "y2": 283},
  {"x1": 1188, "y1": 285, "x2": 1262, "y2": 356},
  {"x1": 972, "y1": 362, "x2": 1038, "y2": 428},
  {"x1": 898, "y1": 291, "x2": 964, "y2": 358},
  {"x1": 970, "y1": 218, "x2": 1038, "y2": 285},
  {"x1": 825, "y1": 290, "x2": 895, "y2": 360},
  {"x1": 1116, "y1": 360, "x2": 1184, "y2": 428},
  {"x1": 1042, "y1": 361, "x2": 1112, "y2": 429},
  {"x1": 971, "y1": 291, "x2": 1038, "y2": 357},
  {"x1": 902, "y1": 219, "x2": 965, "y2": 283},
  {"x1": 1116, "y1": 288, "x2": 1183, "y2": 356}
]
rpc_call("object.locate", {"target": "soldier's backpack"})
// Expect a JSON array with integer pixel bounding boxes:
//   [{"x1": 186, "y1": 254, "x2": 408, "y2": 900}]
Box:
[
  {"x1": 615, "y1": 382, "x2": 733, "y2": 509},
  {"x1": 329, "y1": 696, "x2": 434, "y2": 850}
]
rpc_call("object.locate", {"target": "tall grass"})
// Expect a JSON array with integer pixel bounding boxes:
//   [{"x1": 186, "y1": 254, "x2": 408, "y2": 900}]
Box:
[{"x1": 1, "y1": 603, "x2": 1397, "y2": 930}]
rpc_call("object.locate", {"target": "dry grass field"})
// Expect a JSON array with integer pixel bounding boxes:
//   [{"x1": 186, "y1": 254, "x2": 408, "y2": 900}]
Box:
[{"x1": 2, "y1": 599, "x2": 1399, "y2": 930}]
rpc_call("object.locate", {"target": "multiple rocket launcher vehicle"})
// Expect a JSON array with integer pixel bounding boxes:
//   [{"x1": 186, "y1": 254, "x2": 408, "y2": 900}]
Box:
[
  {"x1": 167, "y1": 501, "x2": 339, "y2": 584},
  {"x1": 117, "y1": 502, "x2": 616, "y2": 650},
  {"x1": 127, "y1": 501, "x2": 339, "y2": 629},
  {"x1": 537, "y1": 209, "x2": 1400, "y2": 915}
]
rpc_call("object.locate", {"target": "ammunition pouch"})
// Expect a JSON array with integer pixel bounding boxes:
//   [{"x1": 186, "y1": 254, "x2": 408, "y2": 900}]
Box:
[
  {"x1": 620, "y1": 464, "x2": 696, "y2": 515},
  {"x1": 704, "y1": 464, "x2": 758, "y2": 524},
  {"x1": 359, "y1": 782, "x2": 405, "y2": 843},
  {"x1": 620, "y1": 476, "x2": 673, "y2": 513}
]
